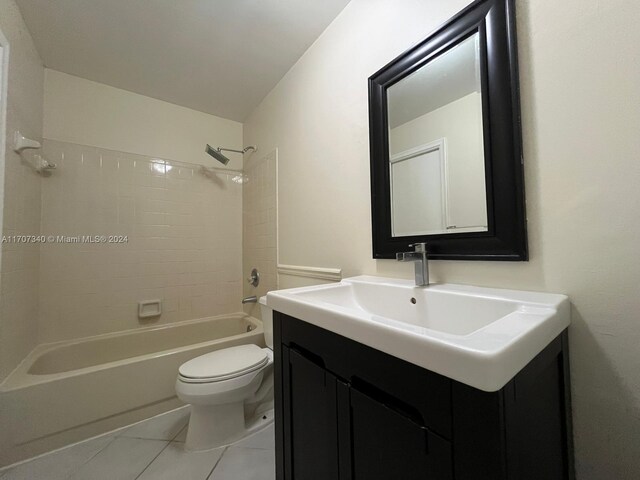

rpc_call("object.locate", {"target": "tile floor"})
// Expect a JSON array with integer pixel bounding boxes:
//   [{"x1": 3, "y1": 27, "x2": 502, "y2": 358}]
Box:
[{"x1": 0, "y1": 407, "x2": 275, "y2": 480}]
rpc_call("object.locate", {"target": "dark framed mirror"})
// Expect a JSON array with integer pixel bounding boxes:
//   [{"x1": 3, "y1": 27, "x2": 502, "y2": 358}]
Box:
[{"x1": 369, "y1": 0, "x2": 527, "y2": 260}]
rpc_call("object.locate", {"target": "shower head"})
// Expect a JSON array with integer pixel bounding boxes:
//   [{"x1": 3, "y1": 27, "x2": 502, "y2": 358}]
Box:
[
  {"x1": 205, "y1": 144, "x2": 257, "y2": 165},
  {"x1": 205, "y1": 144, "x2": 230, "y2": 165}
]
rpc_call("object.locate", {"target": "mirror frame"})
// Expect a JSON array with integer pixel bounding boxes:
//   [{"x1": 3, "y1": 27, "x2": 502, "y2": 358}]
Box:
[{"x1": 369, "y1": 0, "x2": 527, "y2": 261}]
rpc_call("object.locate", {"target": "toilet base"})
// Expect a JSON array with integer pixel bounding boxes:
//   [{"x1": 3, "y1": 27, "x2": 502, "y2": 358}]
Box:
[
  {"x1": 184, "y1": 405, "x2": 274, "y2": 452},
  {"x1": 245, "y1": 407, "x2": 274, "y2": 435}
]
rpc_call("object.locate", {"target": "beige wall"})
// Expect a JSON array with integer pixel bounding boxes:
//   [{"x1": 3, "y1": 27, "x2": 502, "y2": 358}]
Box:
[
  {"x1": 38, "y1": 140, "x2": 243, "y2": 343},
  {"x1": 243, "y1": 0, "x2": 640, "y2": 478},
  {"x1": 43, "y1": 69, "x2": 244, "y2": 170},
  {"x1": 242, "y1": 150, "x2": 278, "y2": 320},
  {"x1": 0, "y1": 0, "x2": 44, "y2": 381}
]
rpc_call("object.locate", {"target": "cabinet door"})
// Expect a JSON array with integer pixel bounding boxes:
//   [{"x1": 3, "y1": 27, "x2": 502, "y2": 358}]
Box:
[
  {"x1": 348, "y1": 387, "x2": 453, "y2": 480},
  {"x1": 282, "y1": 347, "x2": 339, "y2": 480}
]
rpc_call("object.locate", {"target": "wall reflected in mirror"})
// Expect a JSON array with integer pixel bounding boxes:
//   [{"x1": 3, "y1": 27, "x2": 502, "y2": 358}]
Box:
[{"x1": 387, "y1": 33, "x2": 487, "y2": 237}]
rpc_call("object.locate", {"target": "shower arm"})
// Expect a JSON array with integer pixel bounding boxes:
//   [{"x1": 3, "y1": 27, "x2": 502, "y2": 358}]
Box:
[{"x1": 217, "y1": 146, "x2": 256, "y2": 155}]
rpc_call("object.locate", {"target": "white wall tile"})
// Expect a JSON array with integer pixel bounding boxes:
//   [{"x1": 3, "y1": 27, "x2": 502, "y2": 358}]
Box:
[
  {"x1": 242, "y1": 151, "x2": 278, "y2": 319},
  {"x1": 38, "y1": 140, "x2": 243, "y2": 343}
]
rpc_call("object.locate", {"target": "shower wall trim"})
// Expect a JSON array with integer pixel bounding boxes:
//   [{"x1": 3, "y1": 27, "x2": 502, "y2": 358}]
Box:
[
  {"x1": 42, "y1": 138, "x2": 244, "y2": 174},
  {"x1": 276, "y1": 264, "x2": 342, "y2": 282}
]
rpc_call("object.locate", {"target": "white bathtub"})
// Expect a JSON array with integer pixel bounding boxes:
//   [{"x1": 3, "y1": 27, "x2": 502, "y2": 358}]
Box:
[{"x1": 0, "y1": 313, "x2": 263, "y2": 467}]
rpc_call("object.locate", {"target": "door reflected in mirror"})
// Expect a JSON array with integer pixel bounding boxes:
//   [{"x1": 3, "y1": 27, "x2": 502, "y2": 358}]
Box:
[{"x1": 387, "y1": 33, "x2": 487, "y2": 237}]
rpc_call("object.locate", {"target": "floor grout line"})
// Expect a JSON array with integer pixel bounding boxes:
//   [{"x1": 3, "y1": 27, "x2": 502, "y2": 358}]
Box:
[
  {"x1": 63, "y1": 434, "x2": 120, "y2": 480},
  {"x1": 132, "y1": 439, "x2": 173, "y2": 480},
  {"x1": 54, "y1": 412, "x2": 188, "y2": 480},
  {"x1": 115, "y1": 406, "x2": 190, "y2": 439},
  {"x1": 2, "y1": 412, "x2": 275, "y2": 480},
  {"x1": 120, "y1": 434, "x2": 184, "y2": 442},
  {"x1": 0, "y1": 427, "x2": 120, "y2": 476},
  {"x1": 170, "y1": 422, "x2": 188, "y2": 442},
  {"x1": 205, "y1": 446, "x2": 229, "y2": 480}
]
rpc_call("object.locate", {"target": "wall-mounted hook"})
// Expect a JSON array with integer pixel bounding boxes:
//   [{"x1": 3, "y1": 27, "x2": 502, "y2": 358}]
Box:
[
  {"x1": 12, "y1": 132, "x2": 56, "y2": 176},
  {"x1": 13, "y1": 131, "x2": 41, "y2": 153}
]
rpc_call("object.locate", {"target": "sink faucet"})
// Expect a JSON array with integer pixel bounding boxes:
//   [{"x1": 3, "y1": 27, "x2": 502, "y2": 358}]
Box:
[{"x1": 396, "y1": 243, "x2": 429, "y2": 287}]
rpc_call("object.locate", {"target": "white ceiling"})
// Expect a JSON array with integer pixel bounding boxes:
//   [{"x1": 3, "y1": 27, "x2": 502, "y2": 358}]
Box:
[
  {"x1": 388, "y1": 34, "x2": 481, "y2": 129},
  {"x1": 16, "y1": 0, "x2": 351, "y2": 122}
]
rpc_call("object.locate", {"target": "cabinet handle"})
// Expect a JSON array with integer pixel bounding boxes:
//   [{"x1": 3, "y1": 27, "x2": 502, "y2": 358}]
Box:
[
  {"x1": 422, "y1": 425, "x2": 430, "y2": 455},
  {"x1": 351, "y1": 381, "x2": 424, "y2": 424},
  {"x1": 289, "y1": 346, "x2": 326, "y2": 370},
  {"x1": 350, "y1": 385, "x2": 431, "y2": 454}
]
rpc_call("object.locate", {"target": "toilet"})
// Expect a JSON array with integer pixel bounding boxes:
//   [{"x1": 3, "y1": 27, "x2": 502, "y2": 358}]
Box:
[{"x1": 175, "y1": 297, "x2": 274, "y2": 451}]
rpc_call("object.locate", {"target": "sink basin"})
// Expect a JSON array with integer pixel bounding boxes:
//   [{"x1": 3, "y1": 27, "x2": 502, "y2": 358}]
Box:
[{"x1": 266, "y1": 275, "x2": 570, "y2": 391}]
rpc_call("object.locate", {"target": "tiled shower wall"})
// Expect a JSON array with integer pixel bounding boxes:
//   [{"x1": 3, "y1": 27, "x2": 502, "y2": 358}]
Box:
[
  {"x1": 39, "y1": 140, "x2": 243, "y2": 343},
  {"x1": 242, "y1": 150, "x2": 277, "y2": 320}
]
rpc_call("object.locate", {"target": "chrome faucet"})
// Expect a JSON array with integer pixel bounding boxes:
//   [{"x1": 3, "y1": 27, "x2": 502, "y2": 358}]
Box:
[
  {"x1": 242, "y1": 296, "x2": 257, "y2": 304},
  {"x1": 396, "y1": 243, "x2": 429, "y2": 287}
]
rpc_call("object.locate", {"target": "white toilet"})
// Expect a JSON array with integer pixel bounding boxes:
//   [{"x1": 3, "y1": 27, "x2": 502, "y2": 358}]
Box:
[{"x1": 175, "y1": 297, "x2": 274, "y2": 451}]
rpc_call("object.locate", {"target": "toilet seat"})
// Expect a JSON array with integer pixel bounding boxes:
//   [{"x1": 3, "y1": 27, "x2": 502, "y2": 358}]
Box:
[{"x1": 178, "y1": 344, "x2": 269, "y2": 384}]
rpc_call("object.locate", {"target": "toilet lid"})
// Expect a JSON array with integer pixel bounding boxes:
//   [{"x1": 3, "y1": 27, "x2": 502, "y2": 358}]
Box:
[{"x1": 179, "y1": 344, "x2": 269, "y2": 382}]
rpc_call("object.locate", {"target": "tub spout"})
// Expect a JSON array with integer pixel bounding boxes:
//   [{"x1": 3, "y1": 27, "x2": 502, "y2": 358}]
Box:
[{"x1": 242, "y1": 296, "x2": 258, "y2": 304}]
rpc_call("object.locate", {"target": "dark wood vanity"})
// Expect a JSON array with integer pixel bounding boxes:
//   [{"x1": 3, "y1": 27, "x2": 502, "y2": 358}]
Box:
[{"x1": 274, "y1": 311, "x2": 573, "y2": 480}]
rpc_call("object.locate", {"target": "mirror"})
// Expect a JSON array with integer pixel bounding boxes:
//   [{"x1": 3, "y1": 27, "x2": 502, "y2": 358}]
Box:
[
  {"x1": 387, "y1": 33, "x2": 487, "y2": 236},
  {"x1": 369, "y1": 0, "x2": 527, "y2": 260}
]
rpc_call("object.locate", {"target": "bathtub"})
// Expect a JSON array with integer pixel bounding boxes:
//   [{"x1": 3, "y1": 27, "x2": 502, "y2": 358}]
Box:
[{"x1": 0, "y1": 313, "x2": 263, "y2": 467}]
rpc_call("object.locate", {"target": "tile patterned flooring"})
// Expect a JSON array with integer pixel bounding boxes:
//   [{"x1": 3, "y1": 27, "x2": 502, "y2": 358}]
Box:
[{"x1": 0, "y1": 407, "x2": 275, "y2": 480}]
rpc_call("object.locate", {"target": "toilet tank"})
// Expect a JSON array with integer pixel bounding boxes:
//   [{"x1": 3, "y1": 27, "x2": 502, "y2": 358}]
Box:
[{"x1": 259, "y1": 296, "x2": 273, "y2": 349}]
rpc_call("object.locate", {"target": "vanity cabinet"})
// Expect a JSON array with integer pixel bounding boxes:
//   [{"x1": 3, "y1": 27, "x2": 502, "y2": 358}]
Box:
[{"x1": 274, "y1": 312, "x2": 573, "y2": 480}]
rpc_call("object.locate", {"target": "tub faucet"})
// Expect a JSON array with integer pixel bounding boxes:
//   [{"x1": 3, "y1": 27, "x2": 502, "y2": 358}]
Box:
[
  {"x1": 242, "y1": 295, "x2": 258, "y2": 304},
  {"x1": 396, "y1": 243, "x2": 429, "y2": 287}
]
